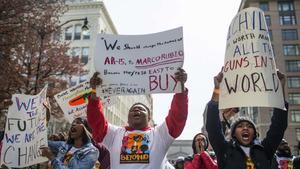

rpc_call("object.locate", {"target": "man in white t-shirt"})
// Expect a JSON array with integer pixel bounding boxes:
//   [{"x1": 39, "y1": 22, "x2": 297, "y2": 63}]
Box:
[
  {"x1": 271, "y1": 139, "x2": 299, "y2": 169},
  {"x1": 87, "y1": 69, "x2": 188, "y2": 169}
]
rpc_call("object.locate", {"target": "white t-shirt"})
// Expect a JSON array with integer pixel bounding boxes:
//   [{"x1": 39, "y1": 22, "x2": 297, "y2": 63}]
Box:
[
  {"x1": 103, "y1": 121, "x2": 174, "y2": 169},
  {"x1": 240, "y1": 145, "x2": 250, "y2": 157},
  {"x1": 276, "y1": 156, "x2": 294, "y2": 169},
  {"x1": 240, "y1": 145, "x2": 255, "y2": 169}
]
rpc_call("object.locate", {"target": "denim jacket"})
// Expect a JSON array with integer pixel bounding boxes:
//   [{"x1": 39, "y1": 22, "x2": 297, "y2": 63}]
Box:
[{"x1": 48, "y1": 141, "x2": 99, "y2": 169}]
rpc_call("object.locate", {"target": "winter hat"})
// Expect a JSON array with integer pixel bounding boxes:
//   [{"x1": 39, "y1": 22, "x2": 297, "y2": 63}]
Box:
[
  {"x1": 175, "y1": 156, "x2": 185, "y2": 163},
  {"x1": 230, "y1": 116, "x2": 257, "y2": 139},
  {"x1": 280, "y1": 139, "x2": 288, "y2": 145}
]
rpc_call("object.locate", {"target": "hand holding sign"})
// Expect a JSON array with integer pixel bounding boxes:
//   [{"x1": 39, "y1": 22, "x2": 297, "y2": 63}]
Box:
[
  {"x1": 211, "y1": 72, "x2": 223, "y2": 102},
  {"x1": 40, "y1": 147, "x2": 55, "y2": 161},
  {"x1": 277, "y1": 71, "x2": 286, "y2": 88},
  {"x1": 90, "y1": 72, "x2": 102, "y2": 100},
  {"x1": 174, "y1": 68, "x2": 187, "y2": 92},
  {"x1": 214, "y1": 72, "x2": 223, "y2": 89},
  {"x1": 277, "y1": 70, "x2": 286, "y2": 100},
  {"x1": 90, "y1": 72, "x2": 103, "y2": 89}
]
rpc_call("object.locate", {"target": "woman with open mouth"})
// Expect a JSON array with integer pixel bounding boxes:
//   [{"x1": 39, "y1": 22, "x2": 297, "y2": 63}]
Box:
[{"x1": 40, "y1": 117, "x2": 99, "y2": 169}]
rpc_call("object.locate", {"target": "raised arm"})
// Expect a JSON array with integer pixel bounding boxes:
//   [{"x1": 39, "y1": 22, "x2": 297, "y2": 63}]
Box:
[
  {"x1": 184, "y1": 154, "x2": 202, "y2": 169},
  {"x1": 165, "y1": 68, "x2": 188, "y2": 138},
  {"x1": 200, "y1": 151, "x2": 218, "y2": 169},
  {"x1": 262, "y1": 71, "x2": 288, "y2": 159},
  {"x1": 206, "y1": 72, "x2": 227, "y2": 155},
  {"x1": 86, "y1": 72, "x2": 108, "y2": 143}
]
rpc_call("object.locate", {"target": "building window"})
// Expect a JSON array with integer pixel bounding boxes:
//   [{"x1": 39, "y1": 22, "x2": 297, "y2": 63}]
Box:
[
  {"x1": 291, "y1": 110, "x2": 300, "y2": 122},
  {"x1": 71, "y1": 47, "x2": 81, "y2": 58},
  {"x1": 265, "y1": 15, "x2": 271, "y2": 26},
  {"x1": 83, "y1": 30, "x2": 90, "y2": 40},
  {"x1": 79, "y1": 75, "x2": 87, "y2": 83},
  {"x1": 70, "y1": 77, "x2": 78, "y2": 87},
  {"x1": 282, "y1": 29, "x2": 298, "y2": 41},
  {"x1": 74, "y1": 25, "x2": 82, "y2": 40},
  {"x1": 260, "y1": 2, "x2": 269, "y2": 11},
  {"x1": 65, "y1": 26, "x2": 73, "y2": 40},
  {"x1": 278, "y1": 1, "x2": 295, "y2": 12},
  {"x1": 286, "y1": 60, "x2": 300, "y2": 72},
  {"x1": 81, "y1": 47, "x2": 89, "y2": 65},
  {"x1": 289, "y1": 93, "x2": 300, "y2": 104},
  {"x1": 280, "y1": 15, "x2": 297, "y2": 25},
  {"x1": 283, "y1": 44, "x2": 300, "y2": 56},
  {"x1": 288, "y1": 77, "x2": 300, "y2": 88},
  {"x1": 296, "y1": 128, "x2": 300, "y2": 141}
]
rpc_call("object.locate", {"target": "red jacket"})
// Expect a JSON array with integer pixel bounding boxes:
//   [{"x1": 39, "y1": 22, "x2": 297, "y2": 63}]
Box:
[
  {"x1": 185, "y1": 151, "x2": 218, "y2": 169},
  {"x1": 86, "y1": 90, "x2": 189, "y2": 142}
]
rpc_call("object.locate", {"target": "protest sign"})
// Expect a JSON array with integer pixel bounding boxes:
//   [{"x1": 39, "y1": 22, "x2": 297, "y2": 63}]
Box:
[
  {"x1": 1, "y1": 86, "x2": 48, "y2": 168},
  {"x1": 54, "y1": 81, "x2": 114, "y2": 123},
  {"x1": 220, "y1": 7, "x2": 284, "y2": 109},
  {"x1": 94, "y1": 27, "x2": 184, "y2": 96}
]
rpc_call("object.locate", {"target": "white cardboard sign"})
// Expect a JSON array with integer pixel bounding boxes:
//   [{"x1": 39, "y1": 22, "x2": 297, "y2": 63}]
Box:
[
  {"x1": 220, "y1": 7, "x2": 284, "y2": 109},
  {"x1": 94, "y1": 27, "x2": 184, "y2": 96},
  {"x1": 54, "y1": 81, "x2": 113, "y2": 123},
  {"x1": 1, "y1": 87, "x2": 48, "y2": 168}
]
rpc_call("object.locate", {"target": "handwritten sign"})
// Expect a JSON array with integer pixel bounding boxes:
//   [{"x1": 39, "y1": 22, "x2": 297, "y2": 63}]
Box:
[
  {"x1": 94, "y1": 27, "x2": 184, "y2": 96},
  {"x1": 1, "y1": 86, "x2": 48, "y2": 168},
  {"x1": 220, "y1": 7, "x2": 284, "y2": 109},
  {"x1": 54, "y1": 81, "x2": 114, "y2": 123}
]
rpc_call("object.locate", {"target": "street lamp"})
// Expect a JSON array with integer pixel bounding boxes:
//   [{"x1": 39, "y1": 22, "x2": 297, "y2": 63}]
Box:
[
  {"x1": 81, "y1": 17, "x2": 89, "y2": 31},
  {"x1": 34, "y1": 17, "x2": 89, "y2": 94}
]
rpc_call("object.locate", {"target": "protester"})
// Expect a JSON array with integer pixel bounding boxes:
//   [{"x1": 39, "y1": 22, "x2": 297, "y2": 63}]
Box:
[
  {"x1": 87, "y1": 68, "x2": 188, "y2": 169},
  {"x1": 271, "y1": 139, "x2": 300, "y2": 169},
  {"x1": 174, "y1": 156, "x2": 185, "y2": 169},
  {"x1": 206, "y1": 71, "x2": 288, "y2": 169},
  {"x1": 184, "y1": 133, "x2": 218, "y2": 169},
  {"x1": 41, "y1": 117, "x2": 99, "y2": 169}
]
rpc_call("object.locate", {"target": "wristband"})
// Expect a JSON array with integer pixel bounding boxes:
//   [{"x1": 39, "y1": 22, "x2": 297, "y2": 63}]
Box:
[{"x1": 213, "y1": 88, "x2": 220, "y2": 94}]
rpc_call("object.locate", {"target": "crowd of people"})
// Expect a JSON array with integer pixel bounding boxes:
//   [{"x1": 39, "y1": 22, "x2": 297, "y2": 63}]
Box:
[{"x1": 0, "y1": 68, "x2": 300, "y2": 169}]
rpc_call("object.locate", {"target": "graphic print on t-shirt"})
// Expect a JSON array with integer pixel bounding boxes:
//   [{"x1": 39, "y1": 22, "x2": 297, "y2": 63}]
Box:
[
  {"x1": 278, "y1": 159, "x2": 293, "y2": 169},
  {"x1": 246, "y1": 157, "x2": 256, "y2": 169},
  {"x1": 120, "y1": 132, "x2": 150, "y2": 163}
]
